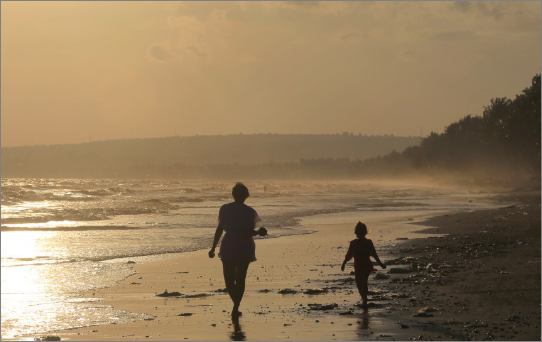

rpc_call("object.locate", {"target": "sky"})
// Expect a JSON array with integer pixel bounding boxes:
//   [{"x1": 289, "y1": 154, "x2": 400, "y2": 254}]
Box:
[{"x1": 1, "y1": 1, "x2": 540, "y2": 147}]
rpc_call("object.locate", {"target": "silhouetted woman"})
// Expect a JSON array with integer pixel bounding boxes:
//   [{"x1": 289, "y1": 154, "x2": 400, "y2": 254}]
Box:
[{"x1": 209, "y1": 182, "x2": 267, "y2": 317}]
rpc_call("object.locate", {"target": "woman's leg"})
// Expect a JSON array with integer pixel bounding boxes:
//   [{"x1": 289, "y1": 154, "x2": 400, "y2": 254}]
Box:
[
  {"x1": 222, "y1": 261, "x2": 250, "y2": 315},
  {"x1": 355, "y1": 271, "x2": 370, "y2": 306},
  {"x1": 234, "y1": 262, "x2": 250, "y2": 308},
  {"x1": 222, "y1": 261, "x2": 238, "y2": 307}
]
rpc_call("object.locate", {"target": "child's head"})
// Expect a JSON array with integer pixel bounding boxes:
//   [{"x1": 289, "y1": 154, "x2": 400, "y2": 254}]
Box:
[{"x1": 355, "y1": 221, "x2": 368, "y2": 238}]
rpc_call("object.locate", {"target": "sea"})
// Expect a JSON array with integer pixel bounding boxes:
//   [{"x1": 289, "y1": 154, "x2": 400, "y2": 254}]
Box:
[{"x1": 0, "y1": 178, "x2": 504, "y2": 339}]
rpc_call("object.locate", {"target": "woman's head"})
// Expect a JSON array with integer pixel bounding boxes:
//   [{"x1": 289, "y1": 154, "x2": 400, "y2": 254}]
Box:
[
  {"x1": 232, "y1": 182, "x2": 250, "y2": 203},
  {"x1": 355, "y1": 221, "x2": 368, "y2": 237}
]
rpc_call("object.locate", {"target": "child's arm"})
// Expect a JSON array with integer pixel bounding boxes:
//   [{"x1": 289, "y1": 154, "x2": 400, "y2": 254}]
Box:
[
  {"x1": 372, "y1": 252, "x2": 386, "y2": 269},
  {"x1": 340, "y1": 259, "x2": 349, "y2": 271},
  {"x1": 368, "y1": 240, "x2": 386, "y2": 269},
  {"x1": 341, "y1": 241, "x2": 354, "y2": 271}
]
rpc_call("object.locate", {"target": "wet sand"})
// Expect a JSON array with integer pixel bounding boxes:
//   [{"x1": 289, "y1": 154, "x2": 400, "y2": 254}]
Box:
[{"x1": 34, "y1": 191, "x2": 540, "y2": 341}]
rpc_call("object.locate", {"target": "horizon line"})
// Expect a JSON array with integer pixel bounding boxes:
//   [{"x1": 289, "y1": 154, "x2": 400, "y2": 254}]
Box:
[{"x1": 2, "y1": 132, "x2": 424, "y2": 149}]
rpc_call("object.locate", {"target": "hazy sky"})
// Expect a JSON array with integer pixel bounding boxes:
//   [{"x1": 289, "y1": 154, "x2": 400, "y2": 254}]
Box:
[{"x1": 1, "y1": 1, "x2": 540, "y2": 147}]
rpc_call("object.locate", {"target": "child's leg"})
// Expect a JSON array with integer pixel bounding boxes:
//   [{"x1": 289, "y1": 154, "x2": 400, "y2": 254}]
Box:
[{"x1": 355, "y1": 271, "x2": 370, "y2": 305}]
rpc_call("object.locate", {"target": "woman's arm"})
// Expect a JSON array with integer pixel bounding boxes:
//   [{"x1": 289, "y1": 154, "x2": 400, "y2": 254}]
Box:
[
  {"x1": 248, "y1": 227, "x2": 267, "y2": 237},
  {"x1": 208, "y1": 223, "x2": 224, "y2": 258}
]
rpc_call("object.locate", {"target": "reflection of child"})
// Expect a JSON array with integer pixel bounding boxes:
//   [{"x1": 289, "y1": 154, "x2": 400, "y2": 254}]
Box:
[{"x1": 341, "y1": 221, "x2": 386, "y2": 309}]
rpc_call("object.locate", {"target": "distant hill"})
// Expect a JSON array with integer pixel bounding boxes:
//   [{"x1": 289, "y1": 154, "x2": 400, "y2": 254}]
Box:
[{"x1": 1, "y1": 134, "x2": 421, "y2": 178}]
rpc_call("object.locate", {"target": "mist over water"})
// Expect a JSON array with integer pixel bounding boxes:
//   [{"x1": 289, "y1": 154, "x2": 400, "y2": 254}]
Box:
[{"x1": 1, "y1": 178, "x2": 503, "y2": 338}]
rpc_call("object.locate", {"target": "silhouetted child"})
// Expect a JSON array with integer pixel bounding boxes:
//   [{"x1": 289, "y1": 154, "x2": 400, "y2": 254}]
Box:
[{"x1": 341, "y1": 221, "x2": 386, "y2": 309}]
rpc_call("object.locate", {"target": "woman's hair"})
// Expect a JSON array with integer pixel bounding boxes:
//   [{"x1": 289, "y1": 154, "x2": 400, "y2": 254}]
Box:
[
  {"x1": 232, "y1": 182, "x2": 250, "y2": 202},
  {"x1": 355, "y1": 221, "x2": 368, "y2": 236}
]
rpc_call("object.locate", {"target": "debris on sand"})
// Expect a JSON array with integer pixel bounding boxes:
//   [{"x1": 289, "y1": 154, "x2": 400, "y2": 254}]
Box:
[
  {"x1": 412, "y1": 307, "x2": 437, "y2": 317},
  {"x1": 213, "y1": 288, "x2": 228, "y2": 293},
  {"x1": 35, "y1": 336, "x2": 61, "y2": 341},
  {"x1": 412, "y1": 312, "x2": 433, "y2": 317},
  {"x1": 464, "y1": 320, "x2": 489, "y2": 328},
  {"x1": 419, "y1": 307, "x2": 438, "y2": 313},
  {"x1": 183, "y1": 293, "x2": 213, "y2": 298},
  {"x1": 156, "y1": 290, "x2": 183, "y2": 297},
  {"x1": 308, "y1": 303, "x2": 338, "y2": 310},
  {"x1": 326, "y1": 277, "x2": 356, "y2": 284},
  {"x1": 127, "y1": 261, "x2": 136, "y2": 264},
  {"x1": 302, "y1": 288, "x2": 327, "y2": 294},
  {"x1": 386, "y1": 256, "x2": 418, "y2": 265},
  {"x1": 390, "y1": 293, "x2": 410, "y2": 298},
  {"x1": 258, "y1": 289, "x2": 272, "y2": 293},
  {"x1": 339, "y1": 311, "x2": 354, "y2": 315},
  {"x1": 355, "y1": 302, "x2": 383, "y2": 308},
  {"x1": 178, "y1": 313, "x2": 194, "y2": 316},
  {"x1": 278, "y1": 288, "x2": 298, "y2": 294},
  {"x1": 367, "y1": 289, "x2": 386, "y2": 295},
  {"x1": 398, "y1": 322, "x2": 410, "y2": 329},
  {"x1": 389, "y1": 267, "x2": 415, "y2": 274}
]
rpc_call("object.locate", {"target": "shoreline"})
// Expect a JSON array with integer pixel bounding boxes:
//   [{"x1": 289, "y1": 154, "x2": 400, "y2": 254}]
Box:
[{"x1": 24, "y1": 190, "x2": 540, "y2": 341}]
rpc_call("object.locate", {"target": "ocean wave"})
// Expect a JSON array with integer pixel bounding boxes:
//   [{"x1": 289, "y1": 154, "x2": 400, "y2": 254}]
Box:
[
  {"x1": 1, "y1": 225, "x2": 138, "y2": 232},
  {"x1": 358, "y1": 201, "x2": 430, "y2": 208},
  {"x1": 261, "y1": 204, "x2": 298, "y2": 207},
  {"x1": 2, "y1": 245, "x2": 201, "y2": 266},
  {"x1": 2, "y1": 197, "x2": 181, "y2": 224},
  {"x1": 1, "y1": 217, "x2": 58, "y2": 224},
  {"x1": 1, "y1": 255, "x2": 69, "y2": 267},
  {"x1": 3, "y1": 256, "x2": 53, "y2": 261},
  {"x1": 1, "y1": 186, "x2": 136, "y2": 206},
  {"x1": 168, "y1": 197, "x2": 205, "y2": 203},
  {"x1": 77, "y1": 187, "x2": 135, "y2": 196}
]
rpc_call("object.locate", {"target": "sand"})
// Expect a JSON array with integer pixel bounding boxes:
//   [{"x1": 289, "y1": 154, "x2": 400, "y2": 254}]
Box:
[{"x1": 33, "y1": 190, "x2": 540, "y2": 341}]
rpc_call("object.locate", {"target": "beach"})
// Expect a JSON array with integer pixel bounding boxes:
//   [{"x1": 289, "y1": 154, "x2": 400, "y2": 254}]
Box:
[{"x1": 29, "y1": 189, "x2": 540, "y2": 341}]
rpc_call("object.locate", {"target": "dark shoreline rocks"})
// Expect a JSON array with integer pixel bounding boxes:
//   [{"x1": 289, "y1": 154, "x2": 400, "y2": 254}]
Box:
[{"x1": 373, "y1": 191, "x2": 541, "y2": 340}]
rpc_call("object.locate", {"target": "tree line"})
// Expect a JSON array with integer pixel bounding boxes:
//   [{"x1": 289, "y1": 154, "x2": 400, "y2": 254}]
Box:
[{"x1": 402, "y1": 74, "x2": 540, "y2": 186}]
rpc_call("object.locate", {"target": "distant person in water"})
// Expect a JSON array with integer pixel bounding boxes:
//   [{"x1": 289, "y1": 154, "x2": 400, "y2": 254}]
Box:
[
  {"x1": 209, "y1": 182, "x2": 267, "y2": 317},
  {"x1": 341, "y1": 221, "x2": 386, "y2": 309}
]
